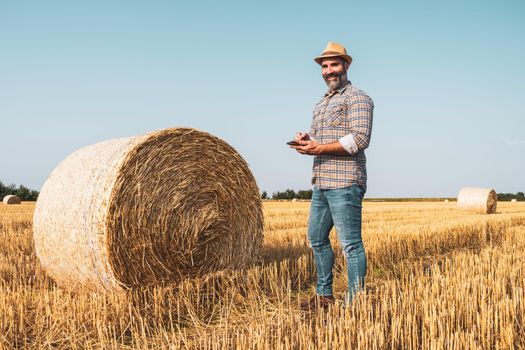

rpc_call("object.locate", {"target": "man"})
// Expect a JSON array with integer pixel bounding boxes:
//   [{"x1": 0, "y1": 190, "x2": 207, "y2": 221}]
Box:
[{"x1": 290, "y1": 42, "x2": 374, "y2": 309}]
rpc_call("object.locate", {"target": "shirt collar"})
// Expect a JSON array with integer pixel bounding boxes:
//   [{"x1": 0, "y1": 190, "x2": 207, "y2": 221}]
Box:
[{"x1": 324, "y1": 80, "x2": 352, "y2": 97}]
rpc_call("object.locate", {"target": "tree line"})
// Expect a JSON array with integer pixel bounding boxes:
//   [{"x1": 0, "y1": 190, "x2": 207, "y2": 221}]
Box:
[
  {"x1": 261, "y1": 190, "x2": 525, "y2": 201},
  {"x1": 497, "y1": 192, "x2": 525, "y2": 201},
  {"x1": 261, "y1": 189, "x2": 313, "y2": 200},
  {"x1": 0, "y1": 180, "x2": 39, "y2": 201}
]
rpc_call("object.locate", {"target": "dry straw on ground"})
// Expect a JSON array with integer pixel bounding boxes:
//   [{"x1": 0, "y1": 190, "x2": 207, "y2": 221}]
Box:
[
  {"x1": 33, "y1": 128, "x2": 263, "y2": 292},
  {"x1": 457, "y1": 187, "x2": 497, "y2": 214},
  {"x1": 3, "y1": 195, "x2": 21, "y2": 205},
  {"x1": 3, "y1": 201, "x2": 525, "y2": 348}
]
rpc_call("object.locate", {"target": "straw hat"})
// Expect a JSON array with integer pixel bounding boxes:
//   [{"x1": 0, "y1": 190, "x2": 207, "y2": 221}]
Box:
[{"x1": 314, "y1": 42, "x2": 352, "y2": 66}]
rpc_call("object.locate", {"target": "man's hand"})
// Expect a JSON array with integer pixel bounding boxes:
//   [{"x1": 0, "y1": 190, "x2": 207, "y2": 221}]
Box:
[
  {"x1": 290, "y1": 139, "x2": 324, "y2": 155},
  {"x1": 289, "y1": 131, "x2": 349, "y2": 156},
  {"x1": 294, "y1": 132, "x2": 310, "y2": 142}
]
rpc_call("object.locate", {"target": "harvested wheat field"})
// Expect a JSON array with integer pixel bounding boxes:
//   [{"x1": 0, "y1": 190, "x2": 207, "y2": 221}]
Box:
[{"x1": 1, "y1": 200, "x2": 525, "y2": 349}]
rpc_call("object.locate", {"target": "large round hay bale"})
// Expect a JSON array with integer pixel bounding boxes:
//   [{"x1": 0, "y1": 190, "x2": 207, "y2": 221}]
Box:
[
  {"x1": 457, "y1": 187, "x2": 497, "y2": 214},
  {"x1": 3, "y1": 195, "x2": 21, "y2": 205},
  {"x1": 33, "y1": 128, "x2": 263, "y2": 292}
]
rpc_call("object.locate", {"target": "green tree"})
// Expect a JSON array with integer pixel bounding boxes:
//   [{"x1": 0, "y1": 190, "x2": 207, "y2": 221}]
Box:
[
  {"x1": 272, "y1": 189, "x2": 297, "y2": 200},
  {"x1": 297, "y1": 190, "x2": 313, "y2": 200},
  {"x1": 0, "y1": 181, "x2": 7, "y2": 198},
  {"x1": 7, "y1": 183, "x2": 16, "y2": 194},
  {"x1": 497, "y1": 193, "x2": 514, "y2": 201},
  {"x1": 497, "y1": 192, "x2": 525, "y2": 201},
  {"x1": 271, "y1": 189, "x2": 314, "y2": 200},
  {"x1": 15, "y1": 185, "x2": 31, "y2": 201}
]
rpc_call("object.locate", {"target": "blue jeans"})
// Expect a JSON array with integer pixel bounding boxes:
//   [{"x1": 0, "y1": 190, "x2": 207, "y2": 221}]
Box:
[{"x1": 307, "y1": 185, "x2": 367, "y2": 301}]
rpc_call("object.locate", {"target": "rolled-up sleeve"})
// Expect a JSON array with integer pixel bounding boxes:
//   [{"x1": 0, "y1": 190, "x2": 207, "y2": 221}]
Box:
[{"x1": 339, "y1": 93, "x2": 374, "y2": 154}]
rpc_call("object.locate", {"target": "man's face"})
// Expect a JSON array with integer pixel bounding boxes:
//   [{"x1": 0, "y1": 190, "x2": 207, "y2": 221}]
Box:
[{"x1": 321, "y1": 57, "x2": 348, "y2": 91}]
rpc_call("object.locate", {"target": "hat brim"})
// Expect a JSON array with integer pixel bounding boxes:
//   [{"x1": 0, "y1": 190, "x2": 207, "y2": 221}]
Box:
[{"x1": 314, "y1": 54, "x2": 352, "y2": 66}]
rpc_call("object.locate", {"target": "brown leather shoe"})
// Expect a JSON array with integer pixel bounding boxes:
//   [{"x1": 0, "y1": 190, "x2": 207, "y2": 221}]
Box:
[{"x1": 300, "y1": 295, "x2": 335, "y2": 311}]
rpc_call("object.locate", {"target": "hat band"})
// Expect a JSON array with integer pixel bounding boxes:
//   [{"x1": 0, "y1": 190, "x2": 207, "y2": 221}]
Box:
[{"x1": 321, "y1": 51, "x2": 346, "y2": 56}]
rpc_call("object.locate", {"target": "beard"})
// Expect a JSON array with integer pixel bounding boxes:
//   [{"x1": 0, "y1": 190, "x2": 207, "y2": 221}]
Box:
[{"x1": 323, "y1": 71, "x2": 348, "y2": 91}]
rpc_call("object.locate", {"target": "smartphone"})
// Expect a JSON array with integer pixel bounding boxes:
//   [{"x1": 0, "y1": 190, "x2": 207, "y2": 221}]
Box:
[{"x1": 287, "y1": 140, "x2": 300, "y2": 146}]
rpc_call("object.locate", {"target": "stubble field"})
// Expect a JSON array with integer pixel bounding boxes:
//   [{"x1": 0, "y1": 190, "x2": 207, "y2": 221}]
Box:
[{"x1": 1, "y1": 201, "x2": 525, "y2": 349}]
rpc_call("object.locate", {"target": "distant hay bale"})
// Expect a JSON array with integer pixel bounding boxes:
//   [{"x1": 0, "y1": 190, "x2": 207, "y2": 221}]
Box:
[
  {"x1": 292, "y1": 198, "x2": 298, "y2": 202},
  {"x1": 511, "y1": 199, "x2": 517, "y2": 203},
  {"x1": 33, "y1": 128, "x2": 263, "y2": 292},
  {"x1": 457, "y1": 187, "x2": 497, "y2": 214},
  {"x1": 3, "y1": 195, "x2": 21, "y2": 205},
  {"x1": 444, "y1": 199, "x2": 449, "y2": 203}
]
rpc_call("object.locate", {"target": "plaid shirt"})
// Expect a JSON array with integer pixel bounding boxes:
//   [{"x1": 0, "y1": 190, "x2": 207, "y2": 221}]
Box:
[{"x1": 310, "y1": 81, "x2": 374, "y2": 191}]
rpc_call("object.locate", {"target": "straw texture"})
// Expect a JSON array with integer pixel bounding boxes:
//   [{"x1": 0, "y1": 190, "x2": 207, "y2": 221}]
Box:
[
  {"x1": 457, "y1": 187, "x2": 497, "y2": 214},
  {"x1": 33, "y1": 128, "x2": 263, "y2": 292},
  {"x1": 3, "y1": 195, "x2": 21, "y2": 205}
]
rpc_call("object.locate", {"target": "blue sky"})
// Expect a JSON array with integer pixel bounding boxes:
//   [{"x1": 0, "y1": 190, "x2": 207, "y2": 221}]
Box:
[{"x1": 1, "y1": 0, "x2": 524, "y2": 197}]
